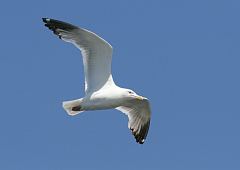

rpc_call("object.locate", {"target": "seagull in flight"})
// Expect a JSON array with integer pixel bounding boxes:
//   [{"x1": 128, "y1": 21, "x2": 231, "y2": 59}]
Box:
[{"x1": 42, "y1": 18, "x2": 151, "y2": 144}]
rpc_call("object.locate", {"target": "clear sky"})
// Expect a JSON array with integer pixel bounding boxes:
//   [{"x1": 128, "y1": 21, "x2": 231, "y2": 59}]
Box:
[{"x1": 0, "y1": 0, "x2": 239, "y2": 169}]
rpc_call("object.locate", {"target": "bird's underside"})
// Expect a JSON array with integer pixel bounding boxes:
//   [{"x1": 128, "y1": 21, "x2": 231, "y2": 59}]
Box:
[{"x1": 42, "y1": 18, "x2": 151, "y2": 144}]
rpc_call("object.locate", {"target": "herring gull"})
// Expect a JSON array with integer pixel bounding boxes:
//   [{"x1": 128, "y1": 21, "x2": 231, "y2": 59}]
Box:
[{"x1": 42, "y1": 18, "x2": 151, "y2": 144}]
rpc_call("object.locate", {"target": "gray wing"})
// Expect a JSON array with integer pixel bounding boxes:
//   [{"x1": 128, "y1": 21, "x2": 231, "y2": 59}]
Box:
[
  {"x1": 42, "y1": 18, "x2": 115, "y2": 94},
  {"x1": 116, "y1": 98, "x2": 151, "y2": 144}
]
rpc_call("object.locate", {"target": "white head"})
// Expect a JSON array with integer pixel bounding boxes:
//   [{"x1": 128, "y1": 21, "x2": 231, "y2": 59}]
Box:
[{"x1": 121, "y1": 88, "x2": 144, "y2": 101}]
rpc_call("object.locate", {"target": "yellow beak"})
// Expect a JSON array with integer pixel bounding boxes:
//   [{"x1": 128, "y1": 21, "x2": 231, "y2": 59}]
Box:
[{"x1": 135, "y1": 95, "x2": 144, "y2": 100}]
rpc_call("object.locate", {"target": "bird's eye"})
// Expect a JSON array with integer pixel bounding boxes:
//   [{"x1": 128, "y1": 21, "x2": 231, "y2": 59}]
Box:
[{"x1": 128, "y1": 91, "x2": 133, "y2": 94}]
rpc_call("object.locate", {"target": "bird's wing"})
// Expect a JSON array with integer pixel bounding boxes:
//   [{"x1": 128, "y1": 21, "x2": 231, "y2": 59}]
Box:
[
  {"x1": 42, "y1": 18, "x2": 115, "y2": 94},
  {"x1": 116, "y1": 98, "x2": 151, "y2": 144}
]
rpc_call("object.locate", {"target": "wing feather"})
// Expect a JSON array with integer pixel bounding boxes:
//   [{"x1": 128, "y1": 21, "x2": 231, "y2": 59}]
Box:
[
  {"x1": 116, "y1": 98, "x2": 151, "y2": 144},
  {"x1": 42, "y1": 18, "x2": 115, "y2": 93}
]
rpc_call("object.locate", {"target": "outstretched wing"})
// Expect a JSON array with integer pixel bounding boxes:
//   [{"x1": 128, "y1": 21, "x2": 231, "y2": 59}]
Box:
[
  {"x1": 42, "y1": 18, "x2": 115, "y2": 94},
  {"x1": 116, "y1": 98, "x2": 151, "y2": 144}
]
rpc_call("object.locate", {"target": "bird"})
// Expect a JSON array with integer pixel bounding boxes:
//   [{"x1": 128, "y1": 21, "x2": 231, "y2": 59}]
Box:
[{"x1": 42, "y1": 18, "x2": 151, "y2": 144}]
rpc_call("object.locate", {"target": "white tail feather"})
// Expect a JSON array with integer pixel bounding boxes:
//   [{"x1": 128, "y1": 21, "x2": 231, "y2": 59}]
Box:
[{"x1": 62, "y1": 98, "x2": 84, "y2": 116}]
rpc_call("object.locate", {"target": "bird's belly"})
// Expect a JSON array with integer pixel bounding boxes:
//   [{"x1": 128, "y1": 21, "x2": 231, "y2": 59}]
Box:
[{"x1": 82, "y1": 97, "x2": 121, "y2": 111}]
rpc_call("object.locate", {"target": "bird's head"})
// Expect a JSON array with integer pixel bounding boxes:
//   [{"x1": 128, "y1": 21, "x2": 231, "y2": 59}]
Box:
[{"x1": 122, "y1": 88, "x2": 144, "y2": 101}]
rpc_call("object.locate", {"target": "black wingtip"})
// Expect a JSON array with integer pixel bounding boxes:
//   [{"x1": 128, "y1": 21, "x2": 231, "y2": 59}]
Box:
[
  {"x1": 42, "y1": 18, "x2": 49, "y2": 23},
  {"x1": 130, "y1": 120, "x2": 150, "y2": 144},
  {"x1": 42, "y1": 18, "x2": 79, "y2": 40},
  {"x1": 42, "y1": 18, "x2": 78, "y2": 32}
]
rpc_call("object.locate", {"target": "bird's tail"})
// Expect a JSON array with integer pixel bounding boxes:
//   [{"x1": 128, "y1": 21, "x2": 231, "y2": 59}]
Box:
[{"x1": 62, "y1": 98, "x2": 84, "y2": 116}]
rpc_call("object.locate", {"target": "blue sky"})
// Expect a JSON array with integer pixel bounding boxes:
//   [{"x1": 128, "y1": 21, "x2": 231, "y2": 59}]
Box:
[{"x1": 0, "y1": 0, "x2": 239, "y2": 169}]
